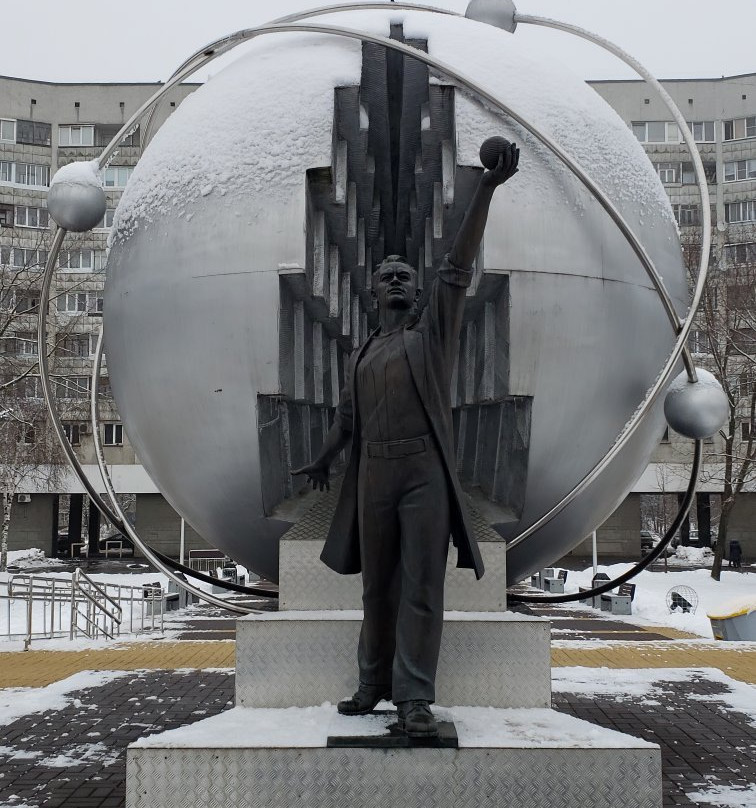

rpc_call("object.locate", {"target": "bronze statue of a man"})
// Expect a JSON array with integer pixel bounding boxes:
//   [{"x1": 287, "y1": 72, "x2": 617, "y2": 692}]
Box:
[{"x1": 294, "y1": 141, "x2": 519, "y2": 737}]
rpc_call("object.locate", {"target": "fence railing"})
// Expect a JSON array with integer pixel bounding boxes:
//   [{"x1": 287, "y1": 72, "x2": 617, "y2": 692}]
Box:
[{"x1": 1, "y1": 569, "x2": 165, "y2": 648}]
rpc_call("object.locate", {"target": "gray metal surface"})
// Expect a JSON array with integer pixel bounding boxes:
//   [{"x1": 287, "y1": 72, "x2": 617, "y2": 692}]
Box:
[
  {"x1": 127, "y1": 737, "x2": 661, "y2": 808},
  {"x1": 279, "y1": 540, "x2": 506, "y2": 611},
  {"x1": 235, "y1": 612, "x2": 551, "y2": 709},
  {"x1": 664, "y1": 369, "x2": 729, "y2": 440},
  {"x1": 103, "y1": 10, "x2": 691, "y2": 585}
]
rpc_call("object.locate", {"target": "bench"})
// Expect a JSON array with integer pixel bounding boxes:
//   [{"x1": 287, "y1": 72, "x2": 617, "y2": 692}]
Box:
[
  {"x1": 600, "y1": 582, "x2": 636, "y2": 615},
  {"x1": 543, "y1": 569, "x2": 568, "y2": 594},
  {"x1": 579, "y1": 573, "x2": 610, "y2": 609},
  {"x1": 70, "y1": 542, "x2": 89, "y2": 558}
]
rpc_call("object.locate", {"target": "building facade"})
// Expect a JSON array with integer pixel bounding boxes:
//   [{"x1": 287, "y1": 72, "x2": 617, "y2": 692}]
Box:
[
  {"x1": 0, "y1": 76, "x2": 205, "y2": 558},
  {"x1": 1, "y1": 71, "x2": 755, "y2": 562}
]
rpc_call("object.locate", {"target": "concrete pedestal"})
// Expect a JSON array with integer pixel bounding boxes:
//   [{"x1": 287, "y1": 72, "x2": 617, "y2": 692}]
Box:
[
  {"x1": 127, "y1": 705, "x2": 662, "y2": 808},
  {"x1": 235, "y1": 611, "x2": 551, "y2": 709}
]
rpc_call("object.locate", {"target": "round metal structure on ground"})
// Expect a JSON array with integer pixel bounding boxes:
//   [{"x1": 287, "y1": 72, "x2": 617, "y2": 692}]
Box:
[
  {"x1": 667, "y1": 585, "x2": 699, "y2": 614},
  {"x1": 41, "y1": 3, "x2": 712, "y2": 602}
]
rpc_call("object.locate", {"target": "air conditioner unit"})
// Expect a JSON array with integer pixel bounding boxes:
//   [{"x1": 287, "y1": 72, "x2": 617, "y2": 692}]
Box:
[
  {"x1": 79, "y1": 423, "x2": 89, "y2": 434},
  {"x1": 17, "y1": 494, "x2": 31, "y2": 503}
]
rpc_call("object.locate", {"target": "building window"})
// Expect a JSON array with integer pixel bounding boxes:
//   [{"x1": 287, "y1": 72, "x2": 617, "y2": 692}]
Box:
[
  {"x1": 58, "y1": 334, "x2": 93, "y2": 358},
  {"x1": 739, "y1": 371, "x2": 756, "y2": 398},
  {"x1": 63, "y1": 423, "x2": 81, "y2": 446},
  {"x1": 20, "y1": 375, "x2": 41, "y2": 398},
  {"x1": 0, "y1": 204, "x2": 13, "y2": 227},
  {"x1": 97, "y1": 209, "x2": 116, "y2": 229},
  {"x1": 673, "y1": 204, "x2": 700, "y2": 226},
  {"x1": 94, "y1": 124, "x2": 140, "y2": 148},
  {"x1": 16, "y1": 119, "x2": 51, "y2": 147},
  {"x1": 102, "y1": 166, "x2": 134, "y2": 188},
  {"x1": 22, "y1": 425, "x2": 36, "y2": 445},
  {"x1": 15, "y1": 206, "x2": 49, "y2": 229},
  {"x1": 655, "y1": 162, "x2": 680, "y2": 184},
  {"x1": 57, "y1": 291, "x2": 103, "y2": 315},
  {"x1": 0, "y1": 161, "x2": 51, "y2": 188},
  {"x1": 723, "y1": 116, "x2": 756, "y2": 141},
  {"x1": 0, "y1": 119, "x2": 16, "y2": 143},
  {"x1": 58, "y1": 125, "x2": 95, "y2": 147},
  {"x1": 724, "y1": 242, "x2": 756, "y2": 264},
  {"x1": 15, "y1": 332, "x2": 38, "y2": 356},
  {"x1": 59, "y1": 249, "x2": 105, "y2": 272},
  {"x1": 727, "y1": 284, "x2": 753, "y2": 309},
  {"x1": 631, "y1": 121, "x2": 681, "y2": 144},
  {"x1": 731, "y1": 327, "x2": 756, "y2": 352},
  {"x1": 689, "y1": 121, "x2": 715, "y2": 143},
  {"x1": 1, "y1": 247, "x2": 47, "y2": 269},
  {"x1": 742, "y1": 421, "x2": 752, "y2": 442},
  {"x1": 55, "y1": 376, "x2": 91, "y2": 399},
  {"x1": 688, "y1": 329, "x2": 709, "y2": 354},
  {"x1": 103, "y1": 423, "x2": 123, "y2": 446},
  {"x1": 724, "y1": 159, "x2": 756, "y2": 182},
  {"x1": 725, "y1": 200, "x2": 756, "y2": 224},
  {"x1": 1, "y1": 292, "x2": 40, "y2": 313}
]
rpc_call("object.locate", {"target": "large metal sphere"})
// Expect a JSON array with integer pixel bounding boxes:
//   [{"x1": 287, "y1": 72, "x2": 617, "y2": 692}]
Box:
[
  {"x1": 664, "y1": 369, "x2": 728, "y2": 439},
  {"x1": 105, "y1": 11, "x2": 687, "y2": 583},
  {"x1": 48, "y1": 161, "x2": 107, "y2": 232}
]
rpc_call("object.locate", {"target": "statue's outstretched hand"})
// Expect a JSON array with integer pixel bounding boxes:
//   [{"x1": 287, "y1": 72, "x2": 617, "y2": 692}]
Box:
[
  {"x1": 291, "y1": 460, "x2": 330, "y2": 491},
  {"x1": 482, "y1": 142, "x2": 519, "y2": 188}
]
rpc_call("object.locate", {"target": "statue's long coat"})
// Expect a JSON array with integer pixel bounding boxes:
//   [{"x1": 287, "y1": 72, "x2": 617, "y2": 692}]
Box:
[{"x1": 320, "y1": 257, "x2": 485, "y2": 580}]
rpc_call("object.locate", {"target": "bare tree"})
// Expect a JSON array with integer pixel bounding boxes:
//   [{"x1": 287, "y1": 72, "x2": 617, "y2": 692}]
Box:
[
  {"x1": 0, "y1": 397, "x2": 66, "y2": 571},
  {"x1": 682, "y1": 236, "x2": 756, "y2": 580},
  {"x1": 0, "y1": 224, "x2": 107, "y2": 569}
]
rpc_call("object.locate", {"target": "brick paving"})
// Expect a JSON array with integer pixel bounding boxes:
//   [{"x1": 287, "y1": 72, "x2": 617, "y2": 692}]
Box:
[{"x1": 0, "y1": 604, "x2": 754, "y2": 807}]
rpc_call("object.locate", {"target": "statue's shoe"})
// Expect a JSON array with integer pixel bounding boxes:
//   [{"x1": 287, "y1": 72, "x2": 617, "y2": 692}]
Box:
[
  {"x1": 396, "y1": 700, "x2": 439, "y2": 737},
  {"x1": 337, "y1": 685, "x2": 392, "y2": 715}
]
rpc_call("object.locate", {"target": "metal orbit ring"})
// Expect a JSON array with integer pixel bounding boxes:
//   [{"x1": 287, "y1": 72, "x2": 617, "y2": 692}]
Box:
[{"x1": 38, "y1": 4, "x2": 710, "y2": 607}]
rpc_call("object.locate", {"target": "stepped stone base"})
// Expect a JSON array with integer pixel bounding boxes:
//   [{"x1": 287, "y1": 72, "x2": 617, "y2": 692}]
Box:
[
  {"x1": 127, "y1": 705, "x2": 662, "y2": 808},
  {"x1": 235, "y1": 611, "x2": 550, "y2": 709},
  {"x1": 279, "y1": 540, "x2": 507, "y2": 611}
]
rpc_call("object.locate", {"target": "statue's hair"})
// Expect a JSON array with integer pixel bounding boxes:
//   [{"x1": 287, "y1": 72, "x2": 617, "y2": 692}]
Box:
[{"x1": 373, "y1": 255, "x2": 416, "y2": 277}]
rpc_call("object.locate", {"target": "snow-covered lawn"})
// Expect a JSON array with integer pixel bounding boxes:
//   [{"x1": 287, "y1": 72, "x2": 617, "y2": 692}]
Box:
[{"x1": 560, "y1": 563, "x2": 756, "y2": 639}]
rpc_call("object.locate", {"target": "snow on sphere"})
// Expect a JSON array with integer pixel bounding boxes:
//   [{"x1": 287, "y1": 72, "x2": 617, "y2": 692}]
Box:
[
  {"x1": 664, "y1": 369, "x2": 728, "y2": 440},
  {"x1": 104, "y1": 10, "x2": 689, "y2": 583},
  {"x1": 48, "y1": 161, "x2": 107, "y2": 232}
]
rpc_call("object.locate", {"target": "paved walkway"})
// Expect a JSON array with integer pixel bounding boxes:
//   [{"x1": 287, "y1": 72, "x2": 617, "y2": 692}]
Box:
[{"x1": 0, "y1": 604, "x2": 754, "y2": 807}]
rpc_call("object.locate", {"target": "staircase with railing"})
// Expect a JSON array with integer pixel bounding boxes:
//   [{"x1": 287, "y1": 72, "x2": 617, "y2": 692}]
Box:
[{"x1": 1, "y1": 568, "x2": 165, "y2": 649}]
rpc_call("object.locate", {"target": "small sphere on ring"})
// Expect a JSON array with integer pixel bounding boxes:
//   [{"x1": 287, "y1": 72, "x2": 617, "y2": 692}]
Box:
[
  {"x1": 47, "y1": 161, "x2": 107, "y2": 233},
  {"x1": 664, "y1": 368, "x2": 729, "y2": 440}
]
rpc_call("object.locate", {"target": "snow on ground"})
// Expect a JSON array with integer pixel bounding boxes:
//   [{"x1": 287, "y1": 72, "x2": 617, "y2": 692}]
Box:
[
  {"x1": 0, "y1": 670, "x2": 130, "y2": 728},
  {"x1": 687, "y1": 780, "x2": 756, "y2": 808},
  {"x1": 3, "y1": 548, "x2": 67, "y2": 570},
  {"x1": 553, "y1": 666, "x2": 756, "y2": 727},
  {"x1": 559, "y1": 563, "x2": 756, "y2": 639}
]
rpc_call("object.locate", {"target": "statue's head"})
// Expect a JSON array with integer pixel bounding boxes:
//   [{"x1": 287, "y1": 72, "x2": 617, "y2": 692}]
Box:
[{"x1": 372, "y1": 255, "x2": 421, "y2": 312}]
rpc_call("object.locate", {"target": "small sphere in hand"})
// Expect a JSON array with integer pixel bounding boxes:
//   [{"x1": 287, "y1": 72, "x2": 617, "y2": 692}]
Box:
[{"x1": 479, "y1": 136, "x2": 512, "y2": 170}]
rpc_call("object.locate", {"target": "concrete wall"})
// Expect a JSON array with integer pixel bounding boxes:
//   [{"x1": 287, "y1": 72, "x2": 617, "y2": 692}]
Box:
[
  {"x1": 568, "y1": 493, "x2": 642, "y2": 558},
  {"x1": 134, "y1": 494, "x2": 213, "y2": 558},
  {"x1": 6, "y1": 494, "x2": 56, "y2": 555}
]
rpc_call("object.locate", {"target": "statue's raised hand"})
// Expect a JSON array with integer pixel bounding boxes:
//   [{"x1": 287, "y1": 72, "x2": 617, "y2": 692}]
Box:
[
  {"x1": 481, "y1": 141, "x2": 519, "y2": 188},
  {"x1": 291, "y1": 459, "x2": 331, "y2": 491}
]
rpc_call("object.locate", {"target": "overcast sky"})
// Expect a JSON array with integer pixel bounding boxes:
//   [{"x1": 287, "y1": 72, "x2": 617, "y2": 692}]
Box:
[{"x1": 1, "y1": 0, "x2": 753, "y2": 84}]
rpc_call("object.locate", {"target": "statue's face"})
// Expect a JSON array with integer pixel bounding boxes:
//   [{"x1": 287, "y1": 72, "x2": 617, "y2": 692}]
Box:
[{"x1": 373, "y1": 261, "x2": 420, "y2": 311}]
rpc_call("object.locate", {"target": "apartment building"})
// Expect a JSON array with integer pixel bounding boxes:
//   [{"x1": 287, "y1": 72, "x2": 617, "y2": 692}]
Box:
[
  {"x1": 0, "y1": 76, "x2": 202, "y2": 558},
  {"x1": 1, "y1": 70, "x2": 755, "y2": 561}
]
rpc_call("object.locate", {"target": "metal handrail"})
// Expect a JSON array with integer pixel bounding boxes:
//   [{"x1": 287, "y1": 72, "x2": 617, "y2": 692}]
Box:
[
  {"x1": 71, "y1": 567, "x2": 123, "y2": 640},
  {"x1": 1, "y1": 570, "x2": 164, "y2": 646}
]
